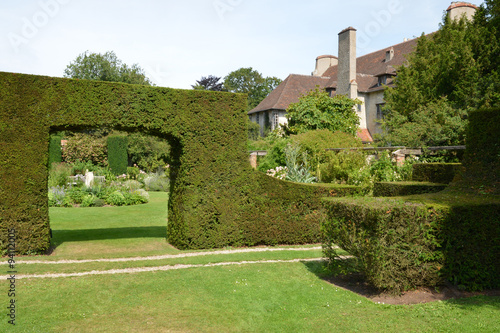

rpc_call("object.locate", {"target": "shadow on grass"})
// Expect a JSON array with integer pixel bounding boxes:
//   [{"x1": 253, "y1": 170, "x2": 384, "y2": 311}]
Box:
[
  {"x1": 51, "y1": 226, "x2": 167, "y2": 245},
  {"x1": 303, "y1": 260, "x2": 500, "y2": 306}
]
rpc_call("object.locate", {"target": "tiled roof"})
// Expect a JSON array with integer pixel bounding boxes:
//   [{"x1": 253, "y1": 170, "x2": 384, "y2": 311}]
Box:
[
  {"x1": 249, "y1": 36, "x2": 420, "y2": 115},
  {"x1": 447, "y1": 2, "x2": 478, "y2": 11},
  {"x1": 248, "y1": 74, "x2": 330, "y2": 114},
  {"x1": 357, "y1": 129, "x2": 374, "y2": 143}
]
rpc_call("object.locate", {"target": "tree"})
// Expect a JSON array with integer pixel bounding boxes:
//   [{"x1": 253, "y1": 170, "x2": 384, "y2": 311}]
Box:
[
  {"x1": 284, "y1": 88, "x2": 360, "y2": 136},
  {"x1": 192, "y1": 75, "x2": 225, "y2": 91},
  {"x1": 224, "y1": 67, "x2": 282, "y2": 110},
  {"x1": 64, "y1": 51, "x2": 152, "y2": 85},
  {"x1": 382, "y1": 7, "x2": 500, "y2": 146}
]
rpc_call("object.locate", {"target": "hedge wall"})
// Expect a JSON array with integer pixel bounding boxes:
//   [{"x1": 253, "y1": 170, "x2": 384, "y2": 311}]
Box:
[
  {"x1": 322, "y1": 194, "x2": 500, "y2": 292},
  {"x1": 0, "y1": 72, "x2": 346, "y2": 254},
  {"x1": 107, "y1": 135, "x2": 128, "y2": 175},
  {"x1": 373, "y1": 181, "x2": 447, "y2": 197},
  {"x1": 461, "y1": 108, "x2": 500, "y2": 194},
  {"x1": 412, "y1": 163, "x2": 461, "y2": 184}
]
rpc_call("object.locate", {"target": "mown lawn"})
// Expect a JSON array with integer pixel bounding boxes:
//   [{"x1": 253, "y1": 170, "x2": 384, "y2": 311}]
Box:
[{"x1": 2, "y1": 192, "x2": 499, "y2": 332}]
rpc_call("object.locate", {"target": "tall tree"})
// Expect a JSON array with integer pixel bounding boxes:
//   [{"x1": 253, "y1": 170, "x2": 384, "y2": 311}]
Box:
[
  {"x1": 284, "y1": 88, "x2": 360, "y2": 136},
  {"x1": 224, "y1": 67, "x2": 282, "y2": 110},
  {"x1": 381, "y1": 8, "x2": 500, "y2": 147},
  {"x1": 192, "y1": 75, "x2": 225, "y2": 91},
  {"x1": 64, "y1": 51, "x2": 152, "y2": 86}
]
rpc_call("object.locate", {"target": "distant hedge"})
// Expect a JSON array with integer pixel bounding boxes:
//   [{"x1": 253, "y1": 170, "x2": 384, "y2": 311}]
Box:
[
  {"x1": 107, "y1": 135, "x2": 128, "y2": 176},
  {"x1": 373, "y1": 181, "x2": 447, "y2": 197},
  {"x1": 412, "y1": 163, "x2": 461, "y2": 184},
  {"x1": 48, "y1": 135, "x2": 62, "y2": 166},
  {"x1": 0, "y1": 72, "x2": 349, "y2": 254}
]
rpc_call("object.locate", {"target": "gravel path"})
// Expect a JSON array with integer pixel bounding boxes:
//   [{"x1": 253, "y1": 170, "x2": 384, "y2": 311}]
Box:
[
  {"x1": 9, "y1": 258, "x2": 325, "y2": 280},
  {"x1": 12, "y1": 246, "x2": 324, "y2": 265}
]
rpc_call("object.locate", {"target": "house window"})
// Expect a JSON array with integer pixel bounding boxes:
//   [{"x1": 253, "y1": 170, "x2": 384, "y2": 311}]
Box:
[
  {"x1": 272, "y1": 111, "x2": 279, "y2": 130},
  {"x1": 256, "y1": 113, "x2": 260, "y2": 125},
  {"x1": 376, "y1": 103, "x2": 385, "y2": 120},
  {"x1": 378, "y1": 75, "x2": 387, "y2": 86}
]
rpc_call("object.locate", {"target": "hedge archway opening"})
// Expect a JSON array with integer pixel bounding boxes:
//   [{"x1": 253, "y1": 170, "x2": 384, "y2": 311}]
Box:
[{"x1": 1, "y1": 72, "x2": 332, "y2": 255}]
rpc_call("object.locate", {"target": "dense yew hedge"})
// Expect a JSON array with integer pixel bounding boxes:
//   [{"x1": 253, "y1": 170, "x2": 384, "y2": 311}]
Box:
[
  {"x1": 323, "y1": 108, "x2": 500, "y2": 292},
  {"x1": 322, "y1": 197, "x2": 445, "y2": 292},
  {"x1": 412, "y1": 163, "x2": 461, "y2": 184},
  {"x1": 461, "y1": 108, "x2": 500, "y2": 194},
  {"x1": 107, "y1": 135, "x2": 128, "y2": 175},
  {"x1": 373, "y1": 181, "x2": 447, "y2": 197},
  {"x1": 322, "y1": 194, "x2": 500, "y2": 292},
  {"x1": 0, "y1": 72, "x2": 352, "y2": 254},
  {"x1": 48, "y1": 135, "x2": 62, "y2": 166}
]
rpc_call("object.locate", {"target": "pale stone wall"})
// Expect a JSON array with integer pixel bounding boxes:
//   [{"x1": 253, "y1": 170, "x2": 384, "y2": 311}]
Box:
[
  {"x1": 363, "y1": 90, "x2": 385, "y2": 136},
  {"x1": 448, "y1": 5, "x2": 476, "y2": 21},
  {"x1": 313, "y1": 55, "x2": 338, "y2": 77}
]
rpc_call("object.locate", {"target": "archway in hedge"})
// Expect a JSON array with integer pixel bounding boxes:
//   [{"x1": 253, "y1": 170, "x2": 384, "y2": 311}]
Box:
[
  {"x1": 0, "y1": 72, "x2": 251, "y2": 253},
  {"x1": 1, "y1": 72, "x2": 329, "y2": 254}
]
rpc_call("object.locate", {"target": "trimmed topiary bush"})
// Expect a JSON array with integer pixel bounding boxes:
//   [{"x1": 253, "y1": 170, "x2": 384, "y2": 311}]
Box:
[
  {"x1": 322, "y1": 196, "x2": 445, "y2": 293},
  {"x1": 107, "y1": 135, "x2": 128, "y2": 176},
  {"x1": 48, "y1": 135, "x2": 62, "y2": 166}
]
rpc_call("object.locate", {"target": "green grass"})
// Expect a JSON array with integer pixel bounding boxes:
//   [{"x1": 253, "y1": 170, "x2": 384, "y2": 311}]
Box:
[{"x1": 1, "y1": 191, "x2": 499, "y2": 332}]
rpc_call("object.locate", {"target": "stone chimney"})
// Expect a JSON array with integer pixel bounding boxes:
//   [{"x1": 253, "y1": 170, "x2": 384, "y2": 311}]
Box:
[
  {"x1": 385, "y1": 47, "x2": 394, "y2": 62},
  {"x1": 313, "y1": 55, "x2": 338, "y2": 77},
  {"x1": 337, "y1": 27, "x2": 357, "y2": 99},
  {"x1": 447, "y1": 2, "x2": 478, "y2": 21}
]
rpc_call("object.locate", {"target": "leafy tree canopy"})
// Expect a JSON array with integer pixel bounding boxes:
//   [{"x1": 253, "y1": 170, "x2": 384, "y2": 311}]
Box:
[
  {"x1": 192, "y1": 75, "x2": 225, "y2": 91},
  {"x1": 224, "y1": 67, "x2": 282, "y2": 110},
  {"x1": 382, "y1": 5, "x2": 500, "y2": 146},
  {"x1": 284, "y1": 88, "x2": 360, "y2": 136},
  {"x1": 64, "y1": 51, "x2": 152, "y2": 86}
]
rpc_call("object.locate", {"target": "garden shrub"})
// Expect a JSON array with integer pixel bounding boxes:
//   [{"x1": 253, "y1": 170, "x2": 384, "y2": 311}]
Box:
[
  {"x1": 291, "y1": 130, "x2": 363, "y2": 178},
  {"x1": 107, "y1": 135, "x2": 128, "y2": 175},
  {"x1": 127, "y1": 132, "x2": 171, "y2": 173},
  {"x1": 143, "y1": 171, "x2": 170, "y2": 192},
  {"x1": 373, "y1": 181, "x2": 447, "y2": 197},
  {"x1": 48, "y1": 163, "x2": 72, "y2": 188},
  {"x1": 412, "y1": 163, "x2": 461, "y2": 184},
  {"x1": 62, "y1": 132, "x2": 108, "y2": 166},
  {"x1": 322, "y1": 196, "x2": 445, "y2": 293}
]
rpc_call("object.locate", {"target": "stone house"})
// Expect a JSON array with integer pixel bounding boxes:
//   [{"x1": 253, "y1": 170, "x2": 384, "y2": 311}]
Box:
[{"x1": 248, "y1": 2, "x2": 478, "y2": 142}]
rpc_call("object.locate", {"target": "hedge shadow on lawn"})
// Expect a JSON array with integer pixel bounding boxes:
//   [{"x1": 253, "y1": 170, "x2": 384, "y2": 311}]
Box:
[{"x1": 51, "y1": 226, "x2": 167, "y2": 244}]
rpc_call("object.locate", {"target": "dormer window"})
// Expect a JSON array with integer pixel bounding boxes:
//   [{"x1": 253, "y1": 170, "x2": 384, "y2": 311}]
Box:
[{"x1": 378, "y1": 75, "x2": 387, "y2": 86}]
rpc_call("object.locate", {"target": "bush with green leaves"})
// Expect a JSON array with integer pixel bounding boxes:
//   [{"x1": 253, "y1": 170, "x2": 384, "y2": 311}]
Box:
[
  {"x1": 62, "y1": 132, "x2": 108, "y2": 166},
  {"x1": 127, "y1": 132, "x2": 171, "y2": 173},
  {"x1": 48, "y1": 163, "x2": 73, "y2": 188},
  {"x1": 143, "y1": 171, "x2": 170, "y2": 192},
  {"x1": 107, "y1": 135, "x2": 128, "y2": 175}
]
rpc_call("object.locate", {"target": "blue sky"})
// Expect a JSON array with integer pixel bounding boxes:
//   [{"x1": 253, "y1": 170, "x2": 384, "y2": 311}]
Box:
[{"x1": 0, "y1": 0, "x2": 484, "y2": 89}]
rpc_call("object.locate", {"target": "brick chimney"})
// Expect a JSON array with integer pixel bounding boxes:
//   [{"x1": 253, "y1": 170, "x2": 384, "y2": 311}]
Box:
[
  {"x1": 447, "y1": 2, "x2": 478, "y2": 21},
  {"x1": 337, "y1": 27, "x2": 358, "y2": 99}
]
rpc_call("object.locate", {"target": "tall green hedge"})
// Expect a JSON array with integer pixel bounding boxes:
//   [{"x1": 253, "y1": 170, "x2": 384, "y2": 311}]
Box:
[
  {"x1": 0, "y1": 72, "x2": 340, "y2": 254},
  {"x1": 107, "y1": 135, "x2": 128, "y2": 175},
  {"x1": 48, "y1": 135, "x2": 62, "y2": 166}
]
